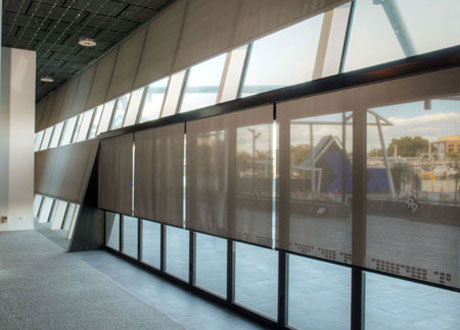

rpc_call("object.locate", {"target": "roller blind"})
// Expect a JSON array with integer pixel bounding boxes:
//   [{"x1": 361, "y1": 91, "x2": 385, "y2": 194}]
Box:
[
  {"x1": 186, "y1": 105, "x2": 274, "y2": 246},
  {"x1": 133, "y1": 0, "x2": 187, "y2": 90},
  {"x1": 71, "y1": 65, "x2": 96, "y2": 117},
  {"x1": 134, "y1": 123, "x2": 184, "y2": 226},
  {"x1": 59, "y1": 77, "x2": 79, "y2": 122},
  {"x1": 35, "y1": 99, "x2": 46, "y2": 132},
  {"x1": 87, "y1": 49, "x2": 118, "y2": 109},
  {"x1": 42, "y1": 92, "x2": 58, "y2": 130},
  {"x1": 99, "y1": 134, "x2": 133, "y2": 215},
  {"x1": 34, "y1": 140, "x2": 99, "y2": 203},
  {"x1": 107, "y1": 27, "x2": 147, "y2": 101}
]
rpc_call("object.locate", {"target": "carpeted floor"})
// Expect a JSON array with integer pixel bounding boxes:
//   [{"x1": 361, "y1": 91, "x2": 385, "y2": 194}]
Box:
[{"x1": 0, "y1": 230, "x2": 184, "y2": 330}]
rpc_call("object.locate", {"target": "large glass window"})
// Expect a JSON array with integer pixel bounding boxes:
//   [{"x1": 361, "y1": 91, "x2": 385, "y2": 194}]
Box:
[
  {"x1": 106, "y1": 212, "x2": 120, "y2": 250},
  {"x1": 366, "y1": 98, "x2": 460, "y2": 286},
  {"x1": 161, "y1": 71, "x2": 186, "y2": 117},
  {"x1": 110, "y1": 94, "x2": 130, "y2": 130},
  {"x1": 122, "y1": 216, "x2": 138, "y2": 259},
  {"x1": 124, "y1": 88, "x2": 144, "y2": 127},
  {"x1": 60, "y1": 116, "x2": 78, "y2": 146},
  {"x1": 34, "y1": 131, "x2": 45, "y2": 152},
  {"x1": 219, "y1": 46, "x2": 248, "y2": 103},
  {"x1": 166, "y1": 225, "x2": 189, "y2": 281},
  {"x1": 241, "y1": 14, "x2": 324, "y2": 97},
  {"x1": 75, "y1": 109, "x2": 94, "y2": 142},
  {"x1": 33, "y1": 195, "x2": 43, "y2": 218},
  {"x1": 195, "y1": 233, "x2": 227, "y2": 297},
  {"x1": 97, "y1": 100, "x2": 116, "y2": 135},
  {"x1": 49, "y1": 122, "x2": 64, "y2": 148},
  {"x1": 50, "y1": 200, "x2": 68, "y2": 230},
  {"x1": 38, "y1": 197, "x2": 54, "y2": 223},
  {"x1": 40, "y1": 126, "x2": 54, "y2": 150},
  {"x1": 288, "y1": 254, "x2": 350, "y2": 330},
  {"x1": 88, "y1": 105, "x2": 103, "y2": 139},
  {"x1": 345, "y1": 0, "x2": 460, "y2": 71},
  {"x1": 235, "y1": 242, "x2": 278, "y2": 319},
  {"x1": 141, "y1": 220, "x2": 161, "y2": 269},
  {"x1": 365, "y1": 272, "x2": 460, "y2": 329},
  {"x1": 62, "y1": 203, "x2": 77, "y2": 233},
  {"x1": 180, "y1": 54, "x2": 226, "y2": 113},
  {"x1": 139, "y1": 78, "x2": 168, "y2": 123},
  {"x1": 72, "y1": 114, "x2": 84, "y2": 143}
]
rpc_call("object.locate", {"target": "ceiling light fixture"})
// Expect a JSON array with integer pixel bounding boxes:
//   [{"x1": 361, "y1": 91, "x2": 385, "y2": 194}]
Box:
[
  {"x1": 78, "y1": 37, "x2": 97, "y2": 47},
  {"x1": 40, "y1": 76, "x2": 54, "y2": 83}
]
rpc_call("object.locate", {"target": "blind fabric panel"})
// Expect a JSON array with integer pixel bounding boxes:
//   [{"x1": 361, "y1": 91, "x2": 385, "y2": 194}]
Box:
[
  {"x1": 34, "y1": 140, "x2": 99, "y2": 203},
  {"x1": 71, "y1": 65, "x2": 96, "y2": 118},
  {"x1": 60, "y1": 77, "x2": 79, "y2": 122},
  {"x1": 186, "y1": 105, "x2": 274, "y2": 246},
  {"x1": 99, "y1": 134, "x2": 133, "y2": 215},
  {"x1": 134, "y1": 123, "x2": 184, "y2": 226},
  {"x1": 87, "y1": 49, "x2": 118, "y2": 109},
  {"x1": 107, "y1": 27, "x2": 147, "y2": 101},
  {"x1": 35, "y1": 100, "x2": 47, "y2": 132},
  {"x1": 172, "y1": 0, "x2": 241, "y2": 72},
  {"x1": 134, "y1": 0, "x2": 186, "y2": 90}
]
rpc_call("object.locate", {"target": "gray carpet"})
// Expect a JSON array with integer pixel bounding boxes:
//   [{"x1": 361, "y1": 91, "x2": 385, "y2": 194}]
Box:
[{"x1": 0, "y1": 230, "x2": 184, "y2": 330}]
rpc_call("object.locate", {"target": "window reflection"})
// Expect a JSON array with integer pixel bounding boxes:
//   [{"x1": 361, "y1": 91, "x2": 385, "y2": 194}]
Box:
[
  {"x1": 110, "y1": 94, "x2": 130, "y2": 130},
  {"x1": 139, "y1": 78, "x2": 168, "y2": 123}
]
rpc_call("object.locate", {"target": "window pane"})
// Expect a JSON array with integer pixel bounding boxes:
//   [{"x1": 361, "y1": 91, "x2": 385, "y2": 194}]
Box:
[
  {"x1": 66, "y1": 204, "x2": 80, "y2": 239},
  {"x1": 110, "y1": 94, "x2": 130, "y2": 130},
  {"x1": 40, "y1": 126, "x2": 54, "y2": 150},
  {"x1": 75, "y1": 109, "x2": 94, "y2": 142},
  {"x1": 49, "y1": 122, "x2": 64, "y2": 148},
  {"x1": 219, "y1": 46, "x2": 248, "y2": 103},
  {"x1": 162, "y1": 71, "x2": 186, "y2": 118},
  {"x1": 34, "y1": 131, "x2": 45, "y2": 152},
  {"x1": 33, "y1": 195, "x2": 43, "y2": 218},
  {"x1": 50, "y1": 201, "x2": 68, "y2": 230},
  {"x1": 72, "y1": 114, "x2": 84, "y2": 143},
  {"x1": 122, "y1": 216, "x2": 138, "y2": 259},
  {"x1": 235, "y1": 242, "x2": 278, "y2": 319},
  {"x1": 124, "y1": 88, "x2": 144, "y2": 127},
  {"x1": 288, "y1": 254, "x2": 350, "y2": 330},
  {"x1": 241, "y1": 14, "x2": 324, "y2": 97},
  {"x1": 62, "y1": 203, "x2": 76, "y2": 232},
  {"x1": 345, "y1": 0, "x2": 460, "y2": 71},
  {"x1": 180, "y1": 54, "x2": 226, "y2": 113},
  {"x1": 106, "y1": 212, "x2": 120, "y2": 250},
  {"x1": 97, "y1": 100, "x2": 116, "y2": 135},
  {"x1": 365, "y1": 272, "x2": 460, "y2": 329},
  {"x1": 141, "y1": 220, "x2": 161, "y2": 269},
  {"x1": 366, "y1": 99, "x2": 460, "y2": 287},
  {"x1": 139, "y1": 78, "x2": 168, "y2": 123},
  {"x1": 38, "y1": 197, "x2": 54, "y2": 223},
  {"x1": 166, "y1": 225, "x2": 189, "y2": 281},
  {"x1": 60, "y1": 116, "x2": 77, "y2": 146},
  {"x1": 195, "y1": 233, "x2": 227, "y2": 297},
  {"x1": 88, "y1": 105, "x2": 103, "y2": 139}
]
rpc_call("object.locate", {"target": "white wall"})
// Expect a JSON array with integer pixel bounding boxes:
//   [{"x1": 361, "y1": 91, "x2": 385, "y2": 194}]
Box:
[{"x1": 0, "y1": 48, "x2": 36, "y2": 231}]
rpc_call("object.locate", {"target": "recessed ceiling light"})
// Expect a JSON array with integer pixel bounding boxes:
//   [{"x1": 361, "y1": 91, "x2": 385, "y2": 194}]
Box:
[
  {"x1": 78, "y1": 37, "x2": 97, "y2": 47},
  {"x1": 40, "y1": 76, "x2": 54, "y2": 83}
]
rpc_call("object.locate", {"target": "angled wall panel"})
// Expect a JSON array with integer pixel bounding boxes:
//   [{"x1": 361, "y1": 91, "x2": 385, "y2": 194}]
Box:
[
  {"x1": 172, "y1": 0, "x2": 241, "y2": 72},
  {"x1": 47, "y1": 84, "x2": 66, "y2": 128},
  {"x1": 59, "y1": 77, "x2": 79, "y2": 122},
  {"x1": 107, "y1": 27, "x2": 147, "y2": 101},
  {"x1": 87, "y1": 49, "x2": 118, "y2": 109},
  {"x1": 35, "y1": 99, "x2": 47, "y2": 132},
  {"x1": 134, "y1": 123, "x2": 184, "y2": 227},
  {"x1": 71, "y1": 64, "x2": 96, "y2": 117},
  {"x1": 133, "y1": 0, "x2": 187, "y2": 89},
  {"x1": 99, "y1": 134, "x2": 133, "y2": 215}
]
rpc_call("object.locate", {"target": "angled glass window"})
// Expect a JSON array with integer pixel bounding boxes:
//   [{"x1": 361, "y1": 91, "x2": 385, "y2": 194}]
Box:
[
  {"x1": 49, "y1": 122, "x2": 64, "y2": 148},
  {"x1": 71, "y1": 114, "x2": 84, "y2": 143},
  {"x1": 33, "y1": 195, "x2": 44, "y2": 218},
  {"x1": 60, "y1": 116, "x2": 78, "y2": 146},
  {"x1": 161, "y1": 71, "x2": 186, "y2": 118},
  {"x1": 139, "y1": 78, "x2": 168, "y2": 123},
  {"x1": 106, "y1": 212, "x2": 120, "y2": 250},
  {"x1": 62, "y1": 203, "x2": 77, "y2": 232},
  {"x1": 219, "y1": 46, "x2": 248, "y2": 103},
  {"x1": 88, "y1": 105, "x2": 103, "y2": 139},
  {"x1": 75, "y1": 109, "x2": 94, "y2": 142},
  {"x1": 40, "y1": 126, "x2": 54, "y2": 150},
  {"x1": 34, "y1": 130, "x2": 45, "y2": 152},
  {"x1": 97, "y1": 100, "x2": 116, "y2": 135},
  {"x1": 110, "y1": 94, "x2": 130, "y2": 130},
  {"x1": 38, "y1": 197, "x2": 54, "y2": 223},
  {"x1": 50, "y1": 200, "x2": 68, "y2": 230},
  {"x1": 345, "y1": 0, "x2": 460, "y2": 71},
  {"x1": 180, "y1": 54, "x2": 226, "y2": 113},
  {"x1": 240, "y1": 14, "x2": 324, "y2": 97},
  {"x1": 124, "y1": 88, "x2": 144, "y2": 127},
  {"x1": 66, "y1": 204, "x2": 80, "y2": 240}
]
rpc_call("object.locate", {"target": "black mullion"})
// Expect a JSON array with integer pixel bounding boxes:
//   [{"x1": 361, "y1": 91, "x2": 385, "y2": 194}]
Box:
[
  {"x1": 138, "y1": 218, "x2": 143, "y2": 261},
  {"x1": 119, "y1": 214, "x2": 124, "y2": 253},
  {"x1": 227, "y1": 239, "x2": 235, "y2": 303},
  {"x1": 189, "y1": 231, "x2": 196, "y2": 285},
  {"x1": 160, "y1": 224, "x2": 167, "y2": 272},
  {"x1": 278, "y1": 251, "x2": 289, "y2": 327}
]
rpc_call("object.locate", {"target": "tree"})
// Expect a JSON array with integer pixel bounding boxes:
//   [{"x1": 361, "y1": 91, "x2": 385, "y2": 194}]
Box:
[
  {"x1": 290, "y1": 144, "x2": 312, "y2": 165},
  {"x1": 368, "y1": 148, "x2": 383, "y2": 157},
  {"x1": 387, "y1": 136, "x2": 429, "y2": 157}
]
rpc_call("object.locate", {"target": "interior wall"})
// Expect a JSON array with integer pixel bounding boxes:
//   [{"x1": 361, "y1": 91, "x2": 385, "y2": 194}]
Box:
[{"x1": 0, "y1": 47, "x2": 36, "y2": 231}]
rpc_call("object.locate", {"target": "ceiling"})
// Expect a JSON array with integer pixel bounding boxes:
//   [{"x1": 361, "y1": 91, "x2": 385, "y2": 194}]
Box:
[{"x1": 2, "y1": 0, "x2": 176, "y2": 102}]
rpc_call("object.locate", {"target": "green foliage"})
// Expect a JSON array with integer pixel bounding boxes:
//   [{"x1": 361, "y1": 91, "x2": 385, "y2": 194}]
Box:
[
  {"x1": 290, "y1": 144, "x2": 312, "y2": 165},
  {"x1": 387, "y1": 136, "x2": 429, "y2": 157},
  {"x1": 447, "y1": 152, "x2": 460, "y2": 161}
]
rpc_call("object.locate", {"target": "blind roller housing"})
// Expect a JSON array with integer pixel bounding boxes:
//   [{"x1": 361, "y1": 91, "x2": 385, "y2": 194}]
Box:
[
  {"x1": 99, "y1": 134, "x2": 134, "y2": 215},
  {"x1": 134, "y1": 123, "x2": 184, "y2": 226}
]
